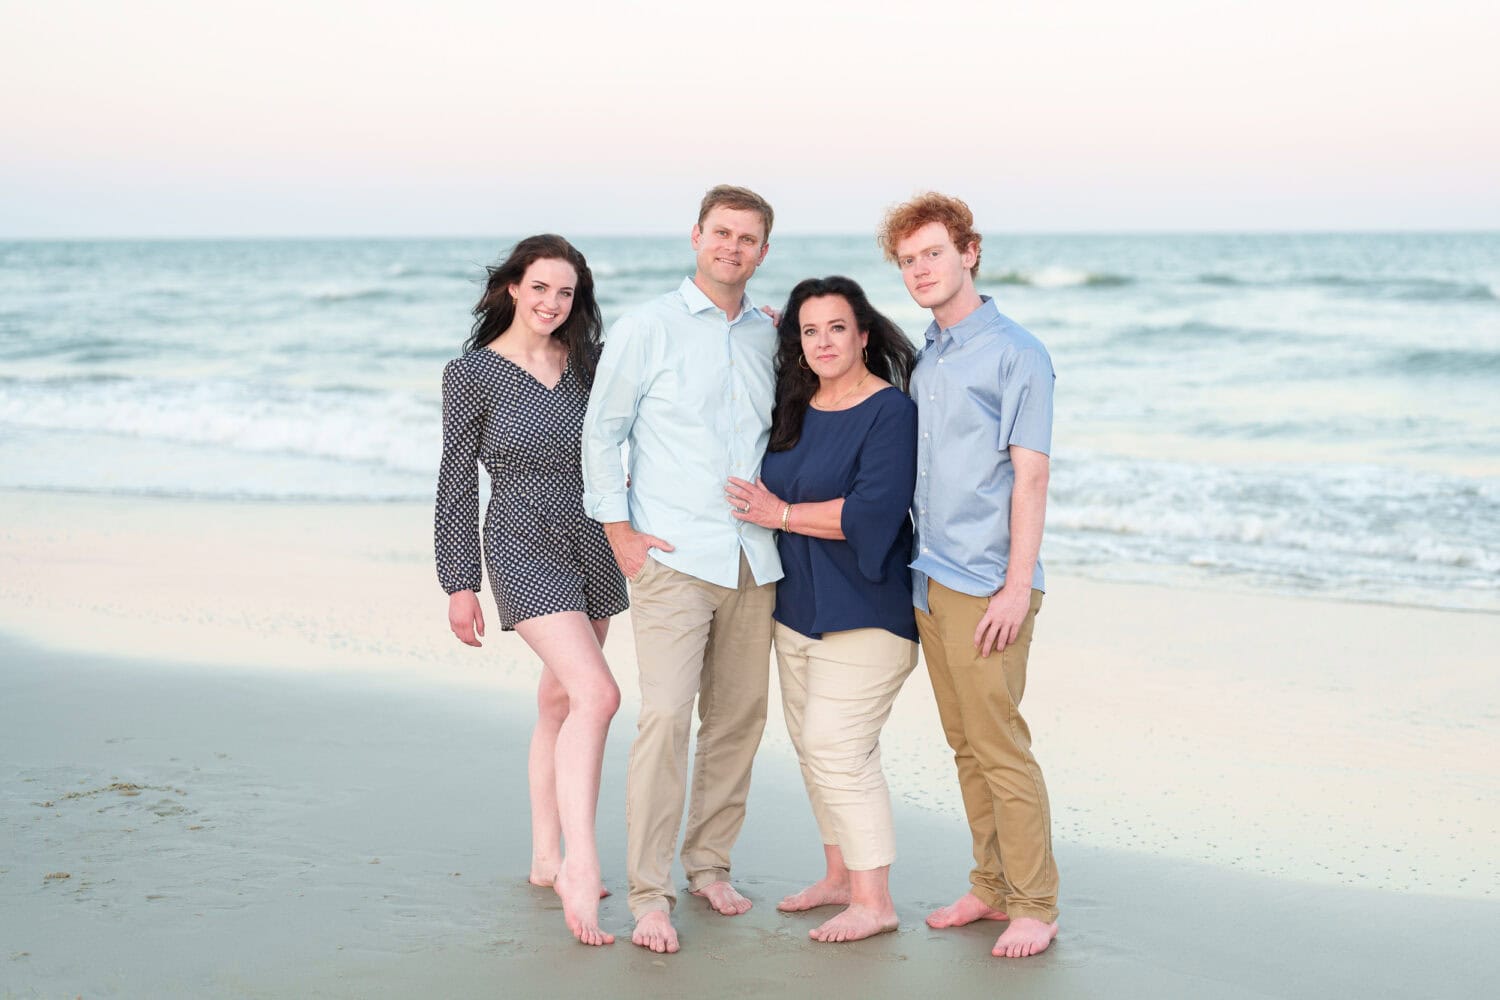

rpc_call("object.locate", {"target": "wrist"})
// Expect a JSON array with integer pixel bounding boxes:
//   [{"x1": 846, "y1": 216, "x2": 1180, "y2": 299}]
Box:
[{"x1": 603, "y1": 521, "x2": 633, "y2": 542}]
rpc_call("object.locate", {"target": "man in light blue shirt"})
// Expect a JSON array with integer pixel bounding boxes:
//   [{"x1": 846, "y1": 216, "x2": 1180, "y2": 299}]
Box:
[
  {"x1": 879, "y1": 192, "x2": 1061, "y2": 960},
  {"x1": 582, "y1": 184, "x2": 782, "y2": 954}
]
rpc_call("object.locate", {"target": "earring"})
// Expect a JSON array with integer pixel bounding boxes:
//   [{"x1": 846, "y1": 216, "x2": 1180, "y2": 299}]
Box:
[
  {"x1": 862, "y1": 347, "x2": 869, "y2": 362},
  {"x1": 798, "y1": 356, "x2": 810, "y2": 370}
]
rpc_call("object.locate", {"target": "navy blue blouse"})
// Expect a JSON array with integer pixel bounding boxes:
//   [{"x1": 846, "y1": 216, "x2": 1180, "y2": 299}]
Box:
[{"x1": 760, "y1": 386, "x2": 918, "y2": 642}]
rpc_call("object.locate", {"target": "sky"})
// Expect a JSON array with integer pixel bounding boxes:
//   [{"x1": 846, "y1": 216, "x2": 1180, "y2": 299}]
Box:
[{"x1": 3, "y1": 0, "x2": 1498, "y2": 236}]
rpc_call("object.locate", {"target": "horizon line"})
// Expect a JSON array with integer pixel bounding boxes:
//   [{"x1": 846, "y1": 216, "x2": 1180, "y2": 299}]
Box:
[{"x1": 4, "y1": 227, "x2": 1500, "y2": 242}]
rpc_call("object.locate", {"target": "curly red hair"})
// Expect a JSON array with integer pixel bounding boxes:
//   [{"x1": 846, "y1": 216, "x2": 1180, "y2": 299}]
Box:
[{"x1": 877, "y1": 192, "x2": 982, "y2": 276}]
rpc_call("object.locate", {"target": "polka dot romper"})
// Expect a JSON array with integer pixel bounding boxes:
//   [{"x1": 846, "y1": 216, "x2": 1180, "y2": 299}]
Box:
[{"x1": 434, "y1": 349, "x2": 628, "y2": 630}]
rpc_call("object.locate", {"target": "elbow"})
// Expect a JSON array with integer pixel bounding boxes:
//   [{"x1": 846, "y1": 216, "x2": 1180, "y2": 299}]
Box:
[{"x1": 1015, "y1": 465, "x2": 1049, "y2": 498}]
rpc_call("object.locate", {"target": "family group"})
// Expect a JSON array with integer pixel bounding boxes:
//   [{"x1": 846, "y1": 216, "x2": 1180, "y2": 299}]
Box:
[{"x1": 434, "y1": 186, "x2": 1059, "y2": 959}]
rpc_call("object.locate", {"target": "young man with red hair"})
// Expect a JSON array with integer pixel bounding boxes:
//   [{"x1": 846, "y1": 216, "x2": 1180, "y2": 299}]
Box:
[{"x1": 879, "y1": 192, "x2": 1061, "y2": 959}]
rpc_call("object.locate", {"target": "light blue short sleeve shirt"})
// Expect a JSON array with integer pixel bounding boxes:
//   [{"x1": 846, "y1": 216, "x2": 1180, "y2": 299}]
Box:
[
  {"x1": 910, "y1": 297, "x2": 1055, "y2": 612},
  {"x1": 581, "y1": 277, "x2": 783, "y2": 589}
]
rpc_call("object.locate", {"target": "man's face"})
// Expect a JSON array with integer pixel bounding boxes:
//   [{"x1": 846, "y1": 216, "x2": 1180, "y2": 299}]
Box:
[
  {"x1": 691, "y1": 207, "x2": 769, "y2": 290},
  {"x1": 894, "y1": 220, "x2": 977, "y2": 312}
]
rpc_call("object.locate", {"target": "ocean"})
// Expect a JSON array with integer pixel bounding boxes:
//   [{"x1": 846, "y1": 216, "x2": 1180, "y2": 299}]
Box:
[{"x1": 2, "y1": 234, "x2": 1497, "y2": 612}]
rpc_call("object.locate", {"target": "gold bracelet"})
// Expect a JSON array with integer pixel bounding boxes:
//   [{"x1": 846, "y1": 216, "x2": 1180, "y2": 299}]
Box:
[{"x1": 781, "y1": 503, "x2": 791, "y2": 532}]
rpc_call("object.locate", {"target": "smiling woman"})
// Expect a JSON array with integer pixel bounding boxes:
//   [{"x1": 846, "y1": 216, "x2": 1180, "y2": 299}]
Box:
[
  {"x1": 433, "y1": 234, "x2": 628, "y2": 948},
  {"x1": 725, "y1": 275, "x2": 920, "y2": 944}
]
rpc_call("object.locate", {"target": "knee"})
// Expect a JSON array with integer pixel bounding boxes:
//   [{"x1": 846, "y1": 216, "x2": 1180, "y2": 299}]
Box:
[
  {"x1": 636, "y1": 697, "x2": 694, "y2": 748},
  {"x1": 573, "y1": 678, "x2": 621, "y2": 722},
  {"x1": 801, "y1": 727, "x2": 874, "y2": 783}
]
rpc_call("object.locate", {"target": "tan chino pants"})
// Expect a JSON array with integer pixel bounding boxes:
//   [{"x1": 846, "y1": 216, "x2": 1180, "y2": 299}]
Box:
[
  {"x1": 624, "y1": 552, "x2": 775, "y2": 917},
  {"x1": 916, "y1": 581, "x2": 1059, "y2": 923}
]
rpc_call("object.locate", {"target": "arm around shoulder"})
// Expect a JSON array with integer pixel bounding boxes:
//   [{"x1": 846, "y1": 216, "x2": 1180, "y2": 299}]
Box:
[{"x1": 840, "y1": 392, "x2": 919, "y2": 581}]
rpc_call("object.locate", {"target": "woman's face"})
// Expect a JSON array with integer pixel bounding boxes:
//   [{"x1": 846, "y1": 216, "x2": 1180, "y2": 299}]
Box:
[
  {"x1": 798, "y1": 294, "x2": 868, "y2": 382},
  {"x1": 508, "y1": 258, "x2": 578, "y2": 338}
]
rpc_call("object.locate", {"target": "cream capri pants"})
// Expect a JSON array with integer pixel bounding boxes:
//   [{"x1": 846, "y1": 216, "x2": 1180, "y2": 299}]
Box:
[{"x1": 774, "y1": 622, "x2": 919, "y2": 871}]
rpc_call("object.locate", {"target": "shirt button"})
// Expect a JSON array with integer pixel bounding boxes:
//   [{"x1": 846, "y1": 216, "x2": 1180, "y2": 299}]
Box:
[
  {"x1": 937, "y1": 359, "x2": 944, "y2": 365},
  {"x1": 920, "y1": 470, "x2": 927, "y2": 476},
  {"x1": 922, "y1": 432, "x2": 929, "y2": 439}
]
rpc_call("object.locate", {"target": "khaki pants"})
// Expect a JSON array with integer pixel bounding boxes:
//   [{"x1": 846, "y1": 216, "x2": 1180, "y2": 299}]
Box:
[
  {"x1": 916, "y1": 581, "x2": 1058, "y2": 923},
  {"x1": 624, "y1": 552, "x2": 775, "y2": 917},
  {"x1": 775, "y1": 624, "x2": 918, "y2": 871}
]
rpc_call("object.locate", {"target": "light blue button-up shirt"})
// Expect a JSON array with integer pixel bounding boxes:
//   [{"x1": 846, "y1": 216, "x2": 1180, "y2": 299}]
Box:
[
  {"x1": 910, "y1": 296, "x2": 1055, "y2": 613},
  {"x1": 582, "y1": 277, "x2": 783, "y2": 589}
]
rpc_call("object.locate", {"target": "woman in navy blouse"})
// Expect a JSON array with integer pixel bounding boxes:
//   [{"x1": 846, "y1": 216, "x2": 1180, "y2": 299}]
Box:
[{"x1": 724, "y1": 276, "x2": 917, "y2": 943}]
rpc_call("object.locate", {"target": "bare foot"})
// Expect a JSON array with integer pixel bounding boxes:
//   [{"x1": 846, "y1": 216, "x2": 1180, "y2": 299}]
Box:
[
  {"x1": 554, "y1": 861, "x2": 614, "y2": 947},
  {"x1": 810, "y1": 903, "x2": 899, "y2": 943},
  {"x1": 778, "y1": 876, "x2": 851, "y2": 912},
  {"x1": 926, "y1": 891, "x2": 1008, "y2": 929},
  {"x1": 631, "y1": 910, "x2": 680, "y2": 954},
  {"x1": 693, "y1": 880, "x2": 752, "y2": 915},
  {"x1": 992, "y1": 917, "x2": 1058, "y2": 958},
  {"x1": 530, "y1": 868, "x2": 610, "y2": 898}
]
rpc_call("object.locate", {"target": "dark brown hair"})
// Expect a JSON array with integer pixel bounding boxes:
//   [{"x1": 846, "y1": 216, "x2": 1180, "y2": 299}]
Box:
[
  {"x1": 769, "y1": 276, "x2": 916, "y2": 452},
  {"x1": 464, "y1": 234, "x2": 603, "y2": 388}
]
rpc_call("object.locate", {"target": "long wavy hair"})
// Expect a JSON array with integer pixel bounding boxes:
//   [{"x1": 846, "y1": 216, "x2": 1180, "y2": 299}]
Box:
[
  {"x1": 769, "y1": 276, "x2": 916, "y2": 452},
  {"x1": 464, "y1": 234, "x2": 603, "y2": 388}
]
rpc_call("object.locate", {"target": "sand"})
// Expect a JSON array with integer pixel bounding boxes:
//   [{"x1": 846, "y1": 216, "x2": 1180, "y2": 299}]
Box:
[{"x1": 3, "y1": 489, "x2": 1499, "y2": 997}]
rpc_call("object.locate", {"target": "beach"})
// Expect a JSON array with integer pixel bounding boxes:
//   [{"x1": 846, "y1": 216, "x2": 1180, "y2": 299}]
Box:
[{"x1": 3, "y1": 489, "x2": 1498, "y2": 998}]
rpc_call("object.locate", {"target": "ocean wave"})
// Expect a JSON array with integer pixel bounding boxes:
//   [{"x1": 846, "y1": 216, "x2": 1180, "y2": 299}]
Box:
[
  {"x1": 1046, "y1": 452, "x2": 1500, "y2": 604},
  {"x1": 304, "y1": 285, "x2": 409, "y2": 303},
  {"x1": 1308, "y1": 275, "x2": 1496, "y2": 302},
  {"x1": 1386, "y1": 348, "x2": 1500, "y2": 376},
  {"x1": 1193, "y1": 272, "x2": 1496, "y2": 302},
  {"x1": 0, "y1": 336, "x2": 172, "y2": 363},
  {"x1": 984, "y1": 267, "x2": 1131, "y2": 289},
  {"x1": 1110, "y1": 320, "x2": 1298, "y2": 346},
  {"x1": 0, "y1": 377, "x2": 437, "y2": 475},
  {"x1": 385, "y1": 262, "x2": 476, "y2": 281},
  {"x1": 591, "y1": 263, "x2": 690, "y2": 281}
]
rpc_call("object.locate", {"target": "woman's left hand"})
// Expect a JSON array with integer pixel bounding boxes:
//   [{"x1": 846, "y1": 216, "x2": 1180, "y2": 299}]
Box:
[{"x1": 725, "y1": 476, "x2": 784, "y2": 529}]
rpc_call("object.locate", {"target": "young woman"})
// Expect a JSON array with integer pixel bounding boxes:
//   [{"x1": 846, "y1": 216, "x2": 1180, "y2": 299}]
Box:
[
  {"x1": 724, "y1": 276, "x2": 919, "y2": 943},
  {"x1": 435, "y1": 234, "x2": 628, "y2": 946}
]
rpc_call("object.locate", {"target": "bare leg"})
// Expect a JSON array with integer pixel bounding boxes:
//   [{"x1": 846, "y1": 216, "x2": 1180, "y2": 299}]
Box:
[
  {"x1": 514, "y1": 612, "x2": 620, "y2": 946},
  {"x1": 927, "y1": 890, "x2": 1008, "y2": 928},
  {"x1": 778, "y1": 843, "x2": 851, "y2": 911},
  {"x1": 527, "y1": 667, "x2": 567, "y2": 887},
  {"x1": 810, "y1": 863, "x2": 899, "y2": 943},
  {"x1": 993, "y1": 917, "x2": 1059, "y2": 958}
]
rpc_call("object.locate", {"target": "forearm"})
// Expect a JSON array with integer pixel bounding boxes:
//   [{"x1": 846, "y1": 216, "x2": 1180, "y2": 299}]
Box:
[
  {"x1": 784, "y1": 498, "x2": 845, "y2": 540},
  {"x1": 1003, "y1": 461, "x2": 1049, "y2": 592}
]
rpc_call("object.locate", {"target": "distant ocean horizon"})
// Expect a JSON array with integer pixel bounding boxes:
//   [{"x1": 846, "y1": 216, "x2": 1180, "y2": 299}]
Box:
[{"x1": 3, "y1": 233, "x2": 1497, "y2": 612}]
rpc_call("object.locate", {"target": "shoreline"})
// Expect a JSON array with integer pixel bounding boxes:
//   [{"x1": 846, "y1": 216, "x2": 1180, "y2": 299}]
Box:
[{"x1": 3, "y1": 482, "x2": 1494, "y2": 614}]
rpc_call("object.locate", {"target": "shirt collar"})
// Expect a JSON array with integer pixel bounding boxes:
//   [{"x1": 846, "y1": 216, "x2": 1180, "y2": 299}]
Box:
[
  {"x1": 923, "y1": 295, "x2": 998, "y2": 348},
  {"x1": 678, "y1": 276, "x2": 759, "y2": 323}
]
